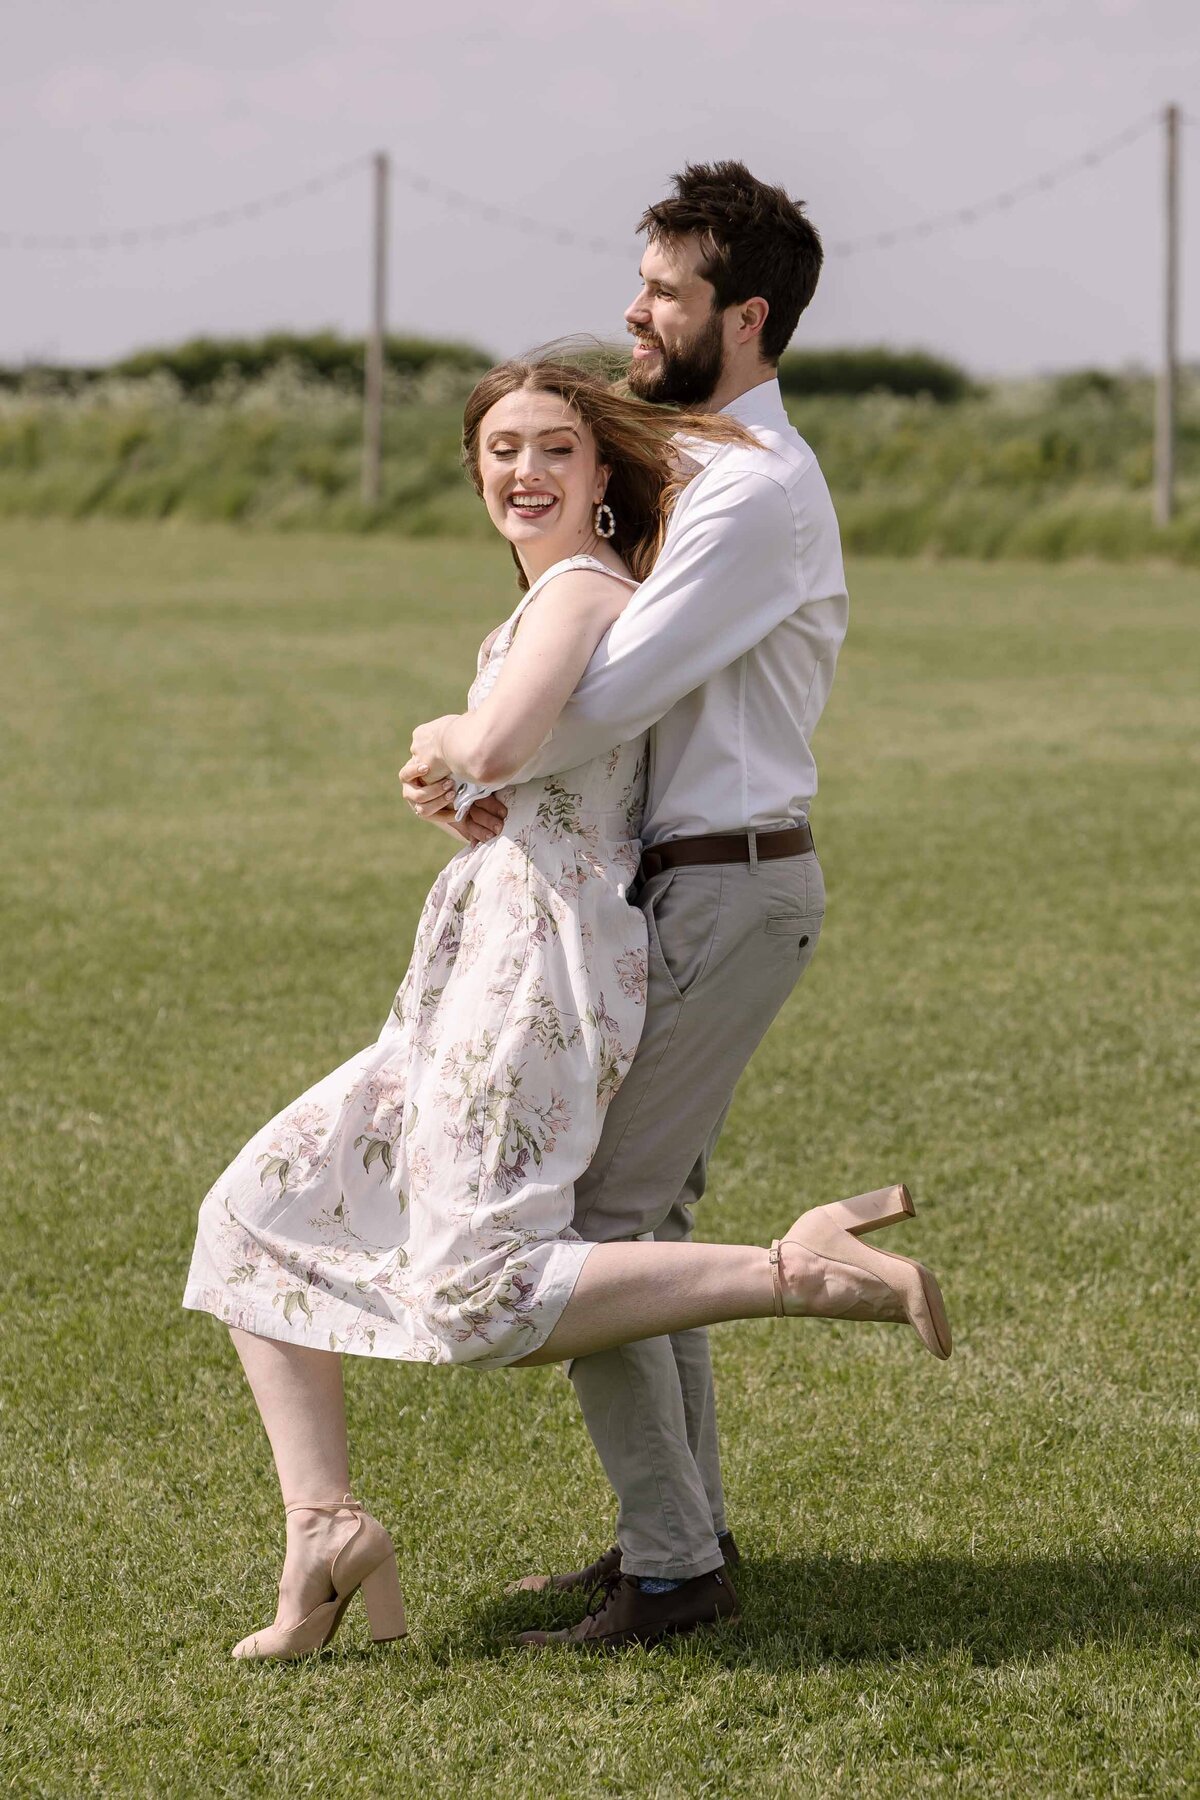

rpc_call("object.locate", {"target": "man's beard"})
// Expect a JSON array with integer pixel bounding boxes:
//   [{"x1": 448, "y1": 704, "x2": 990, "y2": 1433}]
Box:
[{"x1": 627, "y1": 308, "x2": 725, "y2": 406}]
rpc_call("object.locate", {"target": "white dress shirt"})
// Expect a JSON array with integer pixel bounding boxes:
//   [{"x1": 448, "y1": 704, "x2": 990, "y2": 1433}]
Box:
[{"x1": 475, "y1": 377, "x2": 848, "y2": 847}]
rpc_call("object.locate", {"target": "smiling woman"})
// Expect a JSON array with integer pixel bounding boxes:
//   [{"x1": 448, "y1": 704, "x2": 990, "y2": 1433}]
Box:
[
  {"x1": 478, "y1": 396, "x2": 610, "y2": 568},
  {"x1": 402, "y1": 357, "x2": 757, "y2": 788},
  {"x1": 458, "y1": 355, "x2": 753, "y2": 592}
]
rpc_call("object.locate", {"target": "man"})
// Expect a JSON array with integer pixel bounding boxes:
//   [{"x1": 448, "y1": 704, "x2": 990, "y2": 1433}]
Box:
[{"x1": 404, "y1": 160, "x2": 847, "y2": 1649}]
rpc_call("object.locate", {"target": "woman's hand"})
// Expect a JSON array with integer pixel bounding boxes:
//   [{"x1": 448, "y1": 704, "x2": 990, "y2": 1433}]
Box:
[
  {"x1": 408, "y1": 715, "x2": 459, "y2": 782},
  {"x1": 398, "y1": 756, "x2": 507, "y2": 844},
  {"x1": 399, "y1": 759, "x2": 456, "y2": 817}
]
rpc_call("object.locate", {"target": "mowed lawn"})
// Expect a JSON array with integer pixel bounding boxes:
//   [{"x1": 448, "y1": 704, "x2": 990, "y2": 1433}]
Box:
[{"x1": 1, "y1": 521, "x2": 1196, "y2": 1798}]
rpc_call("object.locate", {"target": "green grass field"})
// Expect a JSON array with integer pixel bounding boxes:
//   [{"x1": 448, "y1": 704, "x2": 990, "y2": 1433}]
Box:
[{"x1": 1, "y1": 522, "x2": 1196, "y2": 1797}]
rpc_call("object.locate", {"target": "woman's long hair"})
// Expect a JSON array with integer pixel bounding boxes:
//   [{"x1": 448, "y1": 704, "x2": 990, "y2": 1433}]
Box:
[{"x1": 461, "y1": 356, "x2": 756, "y2": 591}]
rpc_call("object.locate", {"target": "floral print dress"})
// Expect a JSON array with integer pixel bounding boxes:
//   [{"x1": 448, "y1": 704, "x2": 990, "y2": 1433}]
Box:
[{"x1": 183, "y1": 556, "x2": 648, "y2": 1368}]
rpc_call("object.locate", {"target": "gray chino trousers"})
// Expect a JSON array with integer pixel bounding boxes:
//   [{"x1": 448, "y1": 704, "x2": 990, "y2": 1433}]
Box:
[{"x1": 569, "y1": 841, "x2": 826, "y2": 1581}]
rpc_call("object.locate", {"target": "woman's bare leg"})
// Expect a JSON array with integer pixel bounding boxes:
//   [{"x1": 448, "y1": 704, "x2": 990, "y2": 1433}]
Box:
[
  {"x1": 516, "y1": 1242, "x2": 779, "y2": 1366},
  {"x1": 230, "y1": 1328, "x2": 354, "y2": 1623}
]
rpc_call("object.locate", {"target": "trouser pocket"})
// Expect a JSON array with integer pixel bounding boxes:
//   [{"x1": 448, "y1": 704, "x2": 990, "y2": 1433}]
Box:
[{"x1": 642, "y1": 866, "x2": 724, "y2": 1004}]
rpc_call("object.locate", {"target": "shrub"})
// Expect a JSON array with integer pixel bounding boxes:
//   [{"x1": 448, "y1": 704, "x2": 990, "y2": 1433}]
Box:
[
  {"x1": 0, "y1": 332, "x2": 496, "y2": 397},
  {"x1": 112, "y1": 331, "x2": 495, "y2": 393},
  {"x1": 1051, "y1": 368, "x2": 1122, "y2": 405},
  {"x1": 777, "y1": 346, "x2": 973, "y2": 404}
]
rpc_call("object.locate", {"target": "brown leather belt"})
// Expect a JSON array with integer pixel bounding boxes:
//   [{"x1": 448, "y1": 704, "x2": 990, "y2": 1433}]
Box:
[{"x1": 638, "y1": 822, "x2": 814, "y2": 884}]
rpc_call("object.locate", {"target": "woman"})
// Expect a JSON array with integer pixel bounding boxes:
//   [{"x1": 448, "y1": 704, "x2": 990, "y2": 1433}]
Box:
[{"x1": 184, "y1": 358, "x2": 951, "y2": 1661}]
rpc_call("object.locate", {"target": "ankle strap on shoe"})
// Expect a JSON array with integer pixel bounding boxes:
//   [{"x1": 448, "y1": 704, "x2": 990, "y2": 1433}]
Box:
[
  {"x1": 768, "y1": 1242, "x2": 785, "y2": 1318},
  {"x1": 284, "y1": 1494, "x2": 362, "y2": 1516}
]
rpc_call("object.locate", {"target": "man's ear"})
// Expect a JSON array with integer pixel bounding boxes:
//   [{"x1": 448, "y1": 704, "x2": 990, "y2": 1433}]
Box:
[{"x1": 736, "y1": 298, "x2": 769, "y2": 345}]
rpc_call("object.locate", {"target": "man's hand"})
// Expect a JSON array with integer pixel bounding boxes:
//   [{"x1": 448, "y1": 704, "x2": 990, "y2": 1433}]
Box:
[
  {"x1": 399, "y1": 758, "x2": 507, "y2": 845},
  {"x1": 408, "y1": 715, "x2": 459, "y2": 783}
]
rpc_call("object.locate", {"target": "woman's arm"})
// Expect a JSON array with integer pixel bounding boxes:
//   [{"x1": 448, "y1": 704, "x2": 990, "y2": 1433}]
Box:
[{"x1": 411, "y1": 568, "x2": 634, "y2": 787}]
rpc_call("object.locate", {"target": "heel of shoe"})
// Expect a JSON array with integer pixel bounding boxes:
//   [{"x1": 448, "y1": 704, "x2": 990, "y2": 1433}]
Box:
[
  {"x1": 360, "y1": 1554, "x2": 407, "y2": 1643},
  {"x1": 821, "y1": 1184, "x2": 914, "y2": 1237}
]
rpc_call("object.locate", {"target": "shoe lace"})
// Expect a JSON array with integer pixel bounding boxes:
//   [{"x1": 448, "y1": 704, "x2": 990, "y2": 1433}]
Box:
[
  {"x1": 580, "y1": 1547, "x2": 619, "y2": 1588},
  {"x1": 582, "y1": 1570, "x2": 623, "y2": 1622}
]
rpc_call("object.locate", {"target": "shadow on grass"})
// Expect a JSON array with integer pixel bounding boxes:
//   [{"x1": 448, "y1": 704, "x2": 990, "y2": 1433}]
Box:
[{"x1": 428, "y1": 1554, "x2": 1200, "y2": 1668}]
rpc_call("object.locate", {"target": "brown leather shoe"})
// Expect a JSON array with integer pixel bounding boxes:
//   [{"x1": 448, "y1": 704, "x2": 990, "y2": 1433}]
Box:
[
  {"x1": 517, "y1": 1567, "x2": 740, "y2": 1652},
  {"x1": 506, "y1": 1530, "x2": 740, "y2": 1597},
  {"x1": 506, "y1": 1544, "x2": 622, "y2": 1597}
]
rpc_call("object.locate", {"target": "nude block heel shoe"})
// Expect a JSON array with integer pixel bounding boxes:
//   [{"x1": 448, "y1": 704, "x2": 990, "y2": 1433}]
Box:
[
  {"x1": 231, "y1": 1496, "x2": 407, "y2": 1662},
  {"x1": 360, "y1": 1554, "x2": 407, "y2": 1643},
  {"x1": 768, "y1": 1185, "x2": 952, "y2": 1361},
  {"x1": 818, "y1": 1183, "x2": 915, "y2": 1236}
]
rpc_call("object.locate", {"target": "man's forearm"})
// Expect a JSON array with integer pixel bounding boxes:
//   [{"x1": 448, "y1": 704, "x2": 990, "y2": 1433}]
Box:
[{"x1": 505, "y1": 707, "x2": 641, "y2": 784}]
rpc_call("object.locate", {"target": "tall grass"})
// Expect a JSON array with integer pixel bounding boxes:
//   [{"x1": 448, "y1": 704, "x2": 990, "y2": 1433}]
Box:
[
  {"x1": 0, "y1": 364, "x2": 490, "y2": 538},
  {"x1": 1, "y1": 363, "x2": 1198, "y2": 561}
]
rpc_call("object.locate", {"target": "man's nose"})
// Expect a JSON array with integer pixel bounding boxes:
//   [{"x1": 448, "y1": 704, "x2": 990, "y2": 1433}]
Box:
[{"x1": 624, "y1": 289, "x2": 651, "y2": 326}]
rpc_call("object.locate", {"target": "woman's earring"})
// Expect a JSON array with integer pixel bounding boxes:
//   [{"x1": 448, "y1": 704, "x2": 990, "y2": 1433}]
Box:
[{"x1": 595, "y1": 501, "x2": 616, "y2": 539}]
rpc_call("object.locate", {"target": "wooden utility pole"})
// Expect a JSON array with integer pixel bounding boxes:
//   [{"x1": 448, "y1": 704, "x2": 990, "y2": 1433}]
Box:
[
  {"x1": 1154, "y1": 104, "x2": 1180, "y2": 527},
  {"x1": 362, "y1": 150, "x2": 389, "y2": 507}
]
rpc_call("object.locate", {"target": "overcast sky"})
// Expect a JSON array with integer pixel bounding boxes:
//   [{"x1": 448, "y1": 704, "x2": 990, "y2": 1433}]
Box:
[{"x1": 3, "y1": 0, "x2": 1197, "y2": 374}]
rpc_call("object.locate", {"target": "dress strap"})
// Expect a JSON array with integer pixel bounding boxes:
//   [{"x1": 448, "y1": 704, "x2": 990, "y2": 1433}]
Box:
[
  {"x1": 523, "y1": 554, "x2": 638, "y2": 600},
  {"x1": 560, "y1": 553, "x2": 639, "y2": 587}
]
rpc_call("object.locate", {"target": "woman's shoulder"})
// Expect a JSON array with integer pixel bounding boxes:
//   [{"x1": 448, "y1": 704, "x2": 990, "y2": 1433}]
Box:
[{"x1": 525, "y1": 560, "x2": 637, "y2": 626}]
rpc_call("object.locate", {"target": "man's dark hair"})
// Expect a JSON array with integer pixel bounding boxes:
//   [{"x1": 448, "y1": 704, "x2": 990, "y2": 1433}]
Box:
[{"x1": 637, "y1": 160, "x2": 823, "y2": 364}]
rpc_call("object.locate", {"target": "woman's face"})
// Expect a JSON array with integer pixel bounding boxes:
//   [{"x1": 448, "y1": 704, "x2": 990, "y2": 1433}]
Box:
[{"x1": 477, "y1": 389, "x2": 610, "y2": 558}]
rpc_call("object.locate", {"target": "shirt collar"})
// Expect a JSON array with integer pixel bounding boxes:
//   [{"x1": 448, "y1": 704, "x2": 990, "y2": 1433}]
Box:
[
  {"x1": 718, "y1": 376, "x2": 789, "y2": 430},
  {"x1": 673, "y1": 376, "x2": 788, "y2": 468}
]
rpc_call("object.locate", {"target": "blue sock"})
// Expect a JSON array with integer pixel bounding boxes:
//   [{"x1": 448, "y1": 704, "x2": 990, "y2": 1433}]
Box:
[{"x1": 638, "y1": 1576, "x2": 683, "y2": 1595}]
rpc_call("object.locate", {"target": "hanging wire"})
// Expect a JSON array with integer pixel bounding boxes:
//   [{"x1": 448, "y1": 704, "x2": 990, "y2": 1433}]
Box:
[
  {"x1": 391, "y1": 164, "x2": 625, "y2": 256},
  {"x1": 0, "y1": 109, "x2": 1172, "y2": 259},
  {"x1": 827, "y1": 110, "x2": 1159, "y2": 255},
  {"x1": 0, "y1": 154, "x2": 370, "y2": 251}
]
